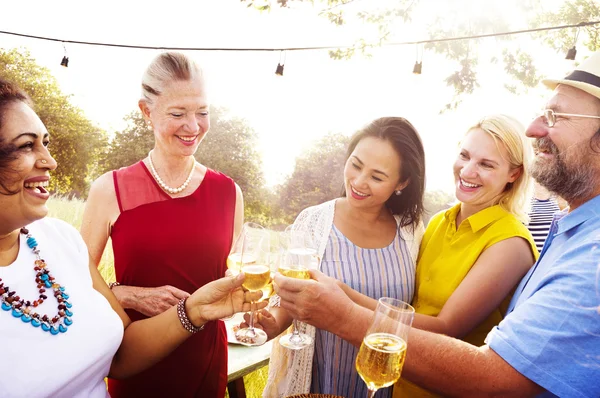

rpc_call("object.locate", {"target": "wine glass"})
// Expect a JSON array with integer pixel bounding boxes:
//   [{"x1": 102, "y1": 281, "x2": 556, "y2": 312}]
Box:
[
  {"x1": 234, "y1": 223, "x2": 271, "y2": 346},
  {"x1": 222, "y1": 223, "x2": 262, "y2": 321},
  {"x1": 278, "y1": 227, "x2": 319, "y2": 350},
  {"x1": 355, "y1": 297, "x2": 415, "y2": 398}
]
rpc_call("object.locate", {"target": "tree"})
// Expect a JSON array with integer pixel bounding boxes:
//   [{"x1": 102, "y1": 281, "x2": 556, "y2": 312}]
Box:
[
  {"x1": 101, "y1": 106, "x2": 267, "y2": 219},
  {"x1": 243, "y1": 0, "x2": 600, "y2": 110},
  {"x1": 0, "y1": 48, "x2": 108, "y2": 196},
  {"x1": 278, "y1": 132, "x2": 350, "y2": 222}
]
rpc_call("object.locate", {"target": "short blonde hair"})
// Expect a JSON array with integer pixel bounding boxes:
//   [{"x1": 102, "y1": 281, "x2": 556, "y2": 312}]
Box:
[
  {"x1": 467, "y1": 114, "x2": 533, "y2": 223},
  {"x1": 141, "y1": 52, "x2": 203, "y2": 105}
]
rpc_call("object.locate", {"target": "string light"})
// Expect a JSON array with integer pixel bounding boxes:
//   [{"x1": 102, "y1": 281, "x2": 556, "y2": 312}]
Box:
[
  {"x1": 275, "y1": 50, "x2": 286, "y2": 76},
  {"x1": 0, "y1": 21, "x2": 597, "y2": 73},
  {"x1": 565, "y1": 27, "x2": 581, "y2": 60},
  {"x1": 0, "y1": 21, "x2": 597, "y2": 52},
  {"x1": 413, "y1": 44, "x2": 423, "y2": 74},
  {"x1": 60, "y1": 42, "x2": 69, "y2": 67}
]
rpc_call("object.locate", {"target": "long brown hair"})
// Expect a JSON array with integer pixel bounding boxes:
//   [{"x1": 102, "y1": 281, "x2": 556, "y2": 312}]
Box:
[{"x1": 342, "y1": 117, "x2": 426, "y2": 228}]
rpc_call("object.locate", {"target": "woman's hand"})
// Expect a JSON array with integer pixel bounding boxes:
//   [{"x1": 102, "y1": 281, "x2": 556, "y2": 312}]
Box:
[
  {"x1": 186, "y1": 273, "x2": 266, "y2": 326},
  {"x1": 112, "y1": 285, "x2": 190, "y2": 317},
  {"x1": 239, "y1": 309, "x2": 281, "y2": 340}
]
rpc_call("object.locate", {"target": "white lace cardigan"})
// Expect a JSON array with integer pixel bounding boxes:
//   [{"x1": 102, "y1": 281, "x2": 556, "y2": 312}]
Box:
[{"x1": 263, "y1": 199, "x2": 424, "y2": 398}]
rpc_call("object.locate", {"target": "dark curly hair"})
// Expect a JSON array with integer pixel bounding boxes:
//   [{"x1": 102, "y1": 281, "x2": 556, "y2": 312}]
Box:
[
  {"x1": 0, "y1": 78, "x2": 33, "y2": 195},
  {"x1": 341, "y1": 117, "x2": 426, "y2": 228}
]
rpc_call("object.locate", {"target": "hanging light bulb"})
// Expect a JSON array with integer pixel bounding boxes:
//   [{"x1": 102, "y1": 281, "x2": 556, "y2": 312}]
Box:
[
  {"x1": 413, "y1": 61, "x2": 422, "y2": 74},
  {"x1": 60, "y1": 42, "x2": 69, "y2": 67},
  {"x1": 565, "y1": 27, "x2": 580, "y2": 60},
  {"x1": 275, "y1": 63, "x2": 284, "y2": 76},
  {"x1": 413, "y1": 44, "x2": 423, "y2": 74},
  {"x1": 275, "y1": 50, "x2": 286, "y2": 76}
]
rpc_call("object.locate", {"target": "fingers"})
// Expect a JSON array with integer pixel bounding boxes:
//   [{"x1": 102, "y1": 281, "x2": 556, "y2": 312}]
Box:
[
  {"x1": 308, "y1": 269, "x2": 325, "y2": 280},
  {"x1": 244, "y1": 290, "x2": 263, "y2": 303},
  {"x1": 164, "y1": 285, "x2": 190, "y2": 300},
  {"x1": 273, "y1": 273, "x2": 311, "y2": 293}
]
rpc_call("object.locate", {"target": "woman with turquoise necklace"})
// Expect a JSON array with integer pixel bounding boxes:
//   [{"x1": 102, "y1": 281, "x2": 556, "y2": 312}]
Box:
[{"x1": 0, "y1": 78, "x2": 264, "y2": 397}]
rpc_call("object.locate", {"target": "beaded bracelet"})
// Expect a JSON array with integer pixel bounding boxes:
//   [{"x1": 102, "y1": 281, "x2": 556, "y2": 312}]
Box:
[
  {"x1": 177, "y1": 298, "x2": 204, "y2": 334},
  {"x1": 108, "y1": 282, "x2": 121, "y2": 289}
]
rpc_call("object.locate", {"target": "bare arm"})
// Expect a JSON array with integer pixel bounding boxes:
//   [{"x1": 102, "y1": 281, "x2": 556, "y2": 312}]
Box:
[
  {"x1": 412, "y1": 237, "x2": 535, "y2": 337},
  {"x1": 275, "y1": 270, "x2": 543, "y2": 396},
  {"x1": 81, "y1": 172, "x2": 189, "y2": 317},
  {"x1": 80, "y1": 172, "x2": 115, "y2": 270},
  {"x1": 88, "y1": 257, "x2": 264, "y2": 379},
  {"x1": 403, "y1": 328, "x2": 544, "y2": 397},
  {"x1": 232, "y1": 183, "x2": 244, "y2": 249}
]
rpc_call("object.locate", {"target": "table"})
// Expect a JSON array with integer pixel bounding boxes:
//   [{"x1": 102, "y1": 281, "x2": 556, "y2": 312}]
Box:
[{"x1": 226, "y1": 314, "x2": 273, "y2": 398}]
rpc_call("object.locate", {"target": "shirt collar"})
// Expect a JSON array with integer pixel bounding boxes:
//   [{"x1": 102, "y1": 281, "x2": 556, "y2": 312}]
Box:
[
  {"x1": 555, "y1": 193, "x2": 600, "y2": 235},
  {"x1": 445, "y1": 203, "x2": 510, "y2": 233}
]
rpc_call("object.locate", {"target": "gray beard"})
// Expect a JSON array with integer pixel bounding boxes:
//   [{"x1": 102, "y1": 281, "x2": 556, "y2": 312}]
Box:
[{"x1": 530, "y1": 151, "x2": 596, "y2": 205}]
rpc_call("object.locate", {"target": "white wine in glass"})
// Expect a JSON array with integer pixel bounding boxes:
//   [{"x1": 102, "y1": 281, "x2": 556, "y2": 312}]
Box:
[
  {"x1": 355, "y1": 297, "x2": 414, "y2": 398},
  {"x1": 235, "y1": 223, "x2": 270, "y2": 346},
  {"x1": 278, "y1": 228, "x2": 318, "y2": 350}
]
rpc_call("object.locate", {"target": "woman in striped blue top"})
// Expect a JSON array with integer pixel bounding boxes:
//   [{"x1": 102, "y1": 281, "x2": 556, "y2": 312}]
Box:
[{"x1": 254, "y1": 117, "x2": 426, "y2": 398}]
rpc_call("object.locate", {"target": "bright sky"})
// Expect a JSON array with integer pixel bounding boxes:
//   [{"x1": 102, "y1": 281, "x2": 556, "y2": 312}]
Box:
[{"x1": 0, "y1": 0, "x2": 584, "y2": 192}]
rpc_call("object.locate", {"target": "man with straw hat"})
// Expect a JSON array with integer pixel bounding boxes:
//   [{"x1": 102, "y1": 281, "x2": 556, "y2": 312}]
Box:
[{"x1": 274, "y1": 52, "x2": 600, "y2": 397}]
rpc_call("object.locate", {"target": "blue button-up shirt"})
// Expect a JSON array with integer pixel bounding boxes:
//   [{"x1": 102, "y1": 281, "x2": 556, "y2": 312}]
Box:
[{"x1": 486, "y1": 194, "x2": 600, "y2": 398}]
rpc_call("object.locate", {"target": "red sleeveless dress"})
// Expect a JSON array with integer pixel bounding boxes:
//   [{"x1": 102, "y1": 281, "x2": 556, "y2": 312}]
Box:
[{"x1": 107, "y1": 161, "x2": 235, "y2": 398}]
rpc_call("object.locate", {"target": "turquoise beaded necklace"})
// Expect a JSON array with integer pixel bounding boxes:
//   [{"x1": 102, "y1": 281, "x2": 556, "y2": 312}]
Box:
[{"x1": 0, "y1": 227, "x2": 73, "y2": 335}]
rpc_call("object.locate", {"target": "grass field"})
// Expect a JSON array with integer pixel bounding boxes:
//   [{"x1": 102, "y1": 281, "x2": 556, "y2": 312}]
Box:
[{"x1": 47, "y1": 196, "x2": 269, "y2": 398}]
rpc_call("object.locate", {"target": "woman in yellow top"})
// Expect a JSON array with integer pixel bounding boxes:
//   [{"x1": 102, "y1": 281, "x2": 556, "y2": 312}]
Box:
[{"x1": 393, "y1": 114, "x2": 539, "y2": 397}]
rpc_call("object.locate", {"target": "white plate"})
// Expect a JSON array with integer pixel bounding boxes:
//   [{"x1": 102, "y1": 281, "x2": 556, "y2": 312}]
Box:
[{"x1": 223, "y1": 312, "x2": 246, "y2": 344}]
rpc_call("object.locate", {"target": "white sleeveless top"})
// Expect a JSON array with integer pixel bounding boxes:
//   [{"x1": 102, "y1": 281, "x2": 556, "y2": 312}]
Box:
[{"x1": 0, "y1": 218, "x2": 123, "y2": 398}]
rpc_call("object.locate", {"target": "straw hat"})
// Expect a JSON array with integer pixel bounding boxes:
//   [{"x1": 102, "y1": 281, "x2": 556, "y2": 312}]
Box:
[{"x1": 543, "y1": 51, "x2": 600, "y2": 100}]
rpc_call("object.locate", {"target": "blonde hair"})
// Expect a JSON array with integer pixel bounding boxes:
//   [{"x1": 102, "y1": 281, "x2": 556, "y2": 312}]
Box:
[
  {"x1": 467, "y1": 114, "x2": 533, "y2": 223},
  {"x1": 141, "y1": 52, "x2": 203, "y2": 105}
]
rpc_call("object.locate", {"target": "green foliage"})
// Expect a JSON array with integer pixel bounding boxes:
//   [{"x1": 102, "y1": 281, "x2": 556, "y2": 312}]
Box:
[
  {"x1": 532, "y1": 0, "x2": 600, "y2": 52},
  {"x1": 0, "y1": 48, "x2": 108, "y2": 197},
  {"x1": 277, "y1": 132, "x2": 350, "y2": 222},
  {"x1": 100, "y1": 111, "x2": 154, "y2": 172},
  {"x1": 423, "y1": 189, "x2": 455, "y2": 224},
  {"x1": 249, "y1": 0, "x2": 600, "y2": 110}
]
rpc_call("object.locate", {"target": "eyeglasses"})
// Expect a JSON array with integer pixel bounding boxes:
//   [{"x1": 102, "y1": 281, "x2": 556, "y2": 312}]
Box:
[{"x1": 541, "y1": 109, "x2": 600, "y2": 128}]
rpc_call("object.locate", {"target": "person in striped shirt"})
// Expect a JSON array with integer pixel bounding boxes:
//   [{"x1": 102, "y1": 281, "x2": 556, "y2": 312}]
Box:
[
  {"x1": 249, "y1": 117, "x2": 427, "y2": 398},
  {"x1": 527, "y1": 181, "x2": 561, "y2": 252}
]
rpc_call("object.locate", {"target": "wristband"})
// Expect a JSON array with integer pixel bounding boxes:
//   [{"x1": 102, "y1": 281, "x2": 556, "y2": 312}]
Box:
[{"x1": 108, "y1": 282, "x2": 121, "y2": 289}]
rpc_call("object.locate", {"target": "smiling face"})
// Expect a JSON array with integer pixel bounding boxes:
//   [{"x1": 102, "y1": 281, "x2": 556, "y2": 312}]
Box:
[
  {"x1": 453, "y1": 128, "x2": 521, "y2": 213},
  {"x1": 526, "y1": 84, "x2": 600, "y2": 207},
  {"x1": 343, "y1": 136, "x2": 407, "y2": 210},
  {"x1": 140, "y1": 77, "x2": 210, "y2": 157},
  {"x1": 0, "y1": 101, "x2": 57, "y2": 233}
]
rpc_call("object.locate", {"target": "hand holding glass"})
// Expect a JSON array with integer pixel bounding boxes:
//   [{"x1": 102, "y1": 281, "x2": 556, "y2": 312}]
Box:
[
  {"x1": 355, "y1": 297, "x2": 414, "y2": 398},
  {"x1": 278, "y1": 227, "x2": 319, "y2": 350},
  {"x1": 234, "y1": 223, "x2": 270, "y2": 346}
]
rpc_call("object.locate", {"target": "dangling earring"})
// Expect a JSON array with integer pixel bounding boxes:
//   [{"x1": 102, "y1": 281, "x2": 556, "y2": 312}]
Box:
[
  {"x1": 147, "y1": 120, "x2": 153, "y2": 129},
  {"x1": 395, "y1": 190, "x2": 402, "y2": 196}
]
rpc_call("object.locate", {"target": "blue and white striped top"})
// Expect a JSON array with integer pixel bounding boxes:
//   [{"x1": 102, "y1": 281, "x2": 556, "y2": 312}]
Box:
[
  {"x1": 310, "y1": 224, "x2": 415, "y2": 398},
  {"x1": 528, "y1": 197, "x2": 561, "y2": 252}
]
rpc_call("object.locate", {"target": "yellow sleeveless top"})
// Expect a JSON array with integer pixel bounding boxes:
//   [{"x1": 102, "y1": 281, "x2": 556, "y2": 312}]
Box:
[{"x1": 394, "y1": 204, "x2": 538, "y2": 398}]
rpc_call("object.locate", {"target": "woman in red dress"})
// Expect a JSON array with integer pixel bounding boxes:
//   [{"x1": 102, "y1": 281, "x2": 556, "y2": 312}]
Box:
[{"x1": 81, "y1": 52, "x2": 244, "y2": 397}]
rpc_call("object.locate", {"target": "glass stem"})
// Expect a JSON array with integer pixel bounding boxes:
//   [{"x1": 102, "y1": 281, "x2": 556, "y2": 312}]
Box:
[
  {"x1": 366, "y1": 388, "x2": 377, "y2": 398},
  {"x1": 290, "y1": 319, "x2": 301, "y2": 341},
  {"x1": 248, "y1": 301, "x2": 256, "y2": 334}
]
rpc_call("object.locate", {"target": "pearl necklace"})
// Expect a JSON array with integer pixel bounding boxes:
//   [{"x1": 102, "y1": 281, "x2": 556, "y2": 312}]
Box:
[
  {"x1": 0, "y1": 228, "x2": 73, "y2": 335},
  {"x1": 148, "y1": 150, "x2": 196, "y2": 194}
]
